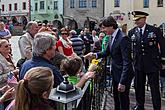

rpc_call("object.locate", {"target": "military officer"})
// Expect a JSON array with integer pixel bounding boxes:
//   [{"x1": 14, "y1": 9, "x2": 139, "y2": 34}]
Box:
[{"x1": 128, "y1": 11, "x2": 165, "y2": 110}]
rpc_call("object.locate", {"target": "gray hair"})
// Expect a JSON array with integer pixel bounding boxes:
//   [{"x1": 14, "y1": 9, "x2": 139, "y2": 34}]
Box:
[
  {"x1": 26, "y1": 21, "x2": 38, "y2": 31},
  {"x1": 32, "y1": 32, "x2": 55, "y2": 56}
]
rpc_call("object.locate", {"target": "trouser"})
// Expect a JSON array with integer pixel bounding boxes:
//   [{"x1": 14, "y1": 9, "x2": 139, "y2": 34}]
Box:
[
  {"x1": 134, "y1": 70, "x2": 161, "y2": 110},
  {"x1": 113, "y1": 80, "x2": 131, "y2": 110},
  {"x1": 160, "y1": 77, "x2": 165, "y2": 93}
]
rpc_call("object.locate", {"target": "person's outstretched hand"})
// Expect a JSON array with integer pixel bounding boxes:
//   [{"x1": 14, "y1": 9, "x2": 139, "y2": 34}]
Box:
[
  {"x1": 0, "y1": 87, "x2": 15, "y2": 103},
  {"x1": 83, "y1": 52, "x2": 96, "y2": 60}
]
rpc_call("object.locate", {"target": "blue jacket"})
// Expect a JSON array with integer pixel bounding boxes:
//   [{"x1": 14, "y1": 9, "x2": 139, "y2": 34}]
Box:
[{"x1": 19, "y1": 56, "x2": 64, "y2": 87}]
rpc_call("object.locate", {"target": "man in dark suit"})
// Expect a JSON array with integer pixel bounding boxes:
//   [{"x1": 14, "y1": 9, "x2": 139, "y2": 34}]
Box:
[
  {"x1": 128, "y1": 11, "x2": 165, "y2": 110},
  {"x1": 84, "y1": 16, "x2": 134, "y2": 110}
]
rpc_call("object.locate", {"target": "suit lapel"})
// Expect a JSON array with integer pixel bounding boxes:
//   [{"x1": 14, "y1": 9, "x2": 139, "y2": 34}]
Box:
[{"x1": 111, "y1": 30, "x2": 120, "y2": 52}]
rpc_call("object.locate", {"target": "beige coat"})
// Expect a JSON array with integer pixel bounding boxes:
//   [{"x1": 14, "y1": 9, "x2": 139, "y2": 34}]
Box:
[
  {"x1": 0, "y1": 54, "x2": 15, "y2": 87},
  {"x1": 18, "y1": 32, "x2": 33, "y2": 59}
]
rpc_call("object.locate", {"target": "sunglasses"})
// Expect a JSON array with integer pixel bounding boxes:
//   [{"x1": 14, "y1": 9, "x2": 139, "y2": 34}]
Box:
[
  {"x1": 61, "y1": 33, "x2": 68, "y2": 35},
  {"x1": 4, "y1": 44, "x2": 11, "y2": 48}
]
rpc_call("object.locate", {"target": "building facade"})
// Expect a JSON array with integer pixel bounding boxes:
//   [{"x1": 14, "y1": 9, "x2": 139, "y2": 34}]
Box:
[
  {"x1": 104, "y1": 0, "x2": 165, "y2": 30},
  {"x1": 63, "y1": 0, "x2": 104, "y2": 30},
  {"x1": 31, "y1": 0, "x2": 63, "y2": 29},
  {"x1": 0, "y1": 0, "x2": 29, "y2": 26}
]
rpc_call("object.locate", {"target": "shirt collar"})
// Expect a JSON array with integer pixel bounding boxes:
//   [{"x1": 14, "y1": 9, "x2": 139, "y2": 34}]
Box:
[
  {"x1": 112, "y1": 28, "x2": 119, "y2": 38},
  {"x1": 138, "y1": 24, "x2": 146, "y2": 34}
]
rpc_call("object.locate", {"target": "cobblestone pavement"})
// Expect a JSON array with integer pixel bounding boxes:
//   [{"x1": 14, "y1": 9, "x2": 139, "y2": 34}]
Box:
[
  {"x1": 9, "y1": 36, "x2": 21, "y2": 64},
  {"x1": 104, "y1": 88, "x2": 165, "y2": 110}
]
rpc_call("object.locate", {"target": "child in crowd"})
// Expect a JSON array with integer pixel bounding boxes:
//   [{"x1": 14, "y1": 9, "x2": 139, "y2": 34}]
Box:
[
  {"x1": 60, "y1": 56, "x2": 95, "y2": 88},
  {"x1": 15, "y1": 67, "x2": 54, "y2": 110}
]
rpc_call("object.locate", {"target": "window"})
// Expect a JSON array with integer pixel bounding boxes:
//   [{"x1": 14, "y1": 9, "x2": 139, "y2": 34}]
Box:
[
  {"x1": 35, "y1": 3, "x2": 38, "y2": 11},
  {"x1": 40, "y1": 1, "x2": 45, "y2": 10},
  {"x1": 9, "y1": 4, "x2": 12, "y2": 11},
  {"x1": 114, "y1": 0, "x2": 120, "y2": 7},
  {"x1": 158, "y1": 0, "x2": 163, "y2": 7},
  {"x1": 2, "y1": 5, "x2": 4, "y2": 11},
  {"x1": 143, "y1": 0, "x2": 149, "y2": 8},
  {"x1": 14, "y1": 3, "x2": 17, "y2": 11},
  {"x1": 54, "y1": 1, "x2": 58, "y2": 10},
  {"x1": 79, "y1": 0, "x2": 87, "y2": 8},
  {"x1": 23, "y1": 2, "x2": 26, "y2": 10},
  {"x1": 70, "y1": 0, "x2": 75, "y2": 8},
  {"x1": 92, "y1": 0, "x2": 97, "y2": 7}
]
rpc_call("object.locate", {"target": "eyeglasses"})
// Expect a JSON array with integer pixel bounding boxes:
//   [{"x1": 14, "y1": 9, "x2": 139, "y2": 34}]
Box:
[
  {"x1": 61, "y1": 33, "x2": 68, "y2": 35},
  {"x1": 4, "y1": 44, "x2": 11, "y2": 48}
]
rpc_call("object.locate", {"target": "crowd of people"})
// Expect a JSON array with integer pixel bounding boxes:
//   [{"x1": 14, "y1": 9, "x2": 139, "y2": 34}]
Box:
[{"x1": 0, "y1": 10, "x2": 165, "y2": 110}]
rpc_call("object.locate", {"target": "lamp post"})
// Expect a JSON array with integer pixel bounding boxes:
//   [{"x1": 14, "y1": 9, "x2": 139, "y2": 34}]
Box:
[
  {"x1": 49, "y1": 76, "x2": 82, "y2": 110},
  {"x1": 0, "y1": 8, "x2": 2, "y2": 21}
]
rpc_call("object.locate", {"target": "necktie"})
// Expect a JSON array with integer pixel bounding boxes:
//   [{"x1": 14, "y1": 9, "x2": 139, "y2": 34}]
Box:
[
  {"x1": 140, "y1": 28, "x2": 143, "y2": 37},
  {"x1": 110, "y1": 35, "x2": 114, "y2": 50}
]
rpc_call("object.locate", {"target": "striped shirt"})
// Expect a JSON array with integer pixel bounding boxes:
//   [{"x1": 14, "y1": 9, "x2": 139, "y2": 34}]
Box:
[{"x1": 70, "y1": 35, "x2": 85, "y2": 57}]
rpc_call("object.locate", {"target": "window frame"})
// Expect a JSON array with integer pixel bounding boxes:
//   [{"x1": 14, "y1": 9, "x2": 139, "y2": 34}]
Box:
[
  {"x1": 143, "y1": 0, "x2": 149, "y2": 8},
  {"x1": 40, "y1": 1, "x2": 45, "y2": 10},
  {"x1": 14, "y1": 3, "x2": 17, "y2": 11},
  {"x1": 54, "y1": 1, "x2": 58, "y2": 10},
  {"x1": 79, "y1": 0, "x2": 87, "y2": 8},
  {"x1": 9, "y1": 4, "x2": 12, "y2": 11},
  {"x1": 114, "y1": 0, "x2": 120, "y2": 7},
  {"x1": 92, "y1": 0, "x2": 97, "y2": 8},
  {"x1": 70, "y1": 0, "x2": 75, "y2": 8},
  {"x1": 35, "y1": 3, "x2": 38, "y2": 11},
  {"x1": 157, "y1": 0, "x2": 163, "y2": 7},
  {"x1": 2, "y1": 4, "x2": 4, "y2": 11}
]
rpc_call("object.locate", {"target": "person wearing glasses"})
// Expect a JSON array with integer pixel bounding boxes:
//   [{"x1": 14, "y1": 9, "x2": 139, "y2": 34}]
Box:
[
  {"x1": 0, "y1": 39, "x2": 18, "y2": 88},
  {"x1": 56, "y1": 27, "x2": 75, "y2": 57},
  {"x1": 0, "y1": 39, "x2": 18, "y2": 109}
]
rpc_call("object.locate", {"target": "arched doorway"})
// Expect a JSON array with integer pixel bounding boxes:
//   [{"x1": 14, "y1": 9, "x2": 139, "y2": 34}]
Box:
[
  {"x1": 11, "y1": 16, "x2": 18, "y2": 25},
  {"x1": 84, "y1": 17, "x2": 97, "y2": 31},
  {"x1": 1, "y1": 17, "x2": 8, "y2": 23},
  {"x1": 52, "y1": 20, "x2": 63, "y2": 29},
  {"x1": 20, "y1": 16, "x2": 28, "y2": 29},
  {"x1": 67, "y1": 19, "x2": 78, "y2": 30}
]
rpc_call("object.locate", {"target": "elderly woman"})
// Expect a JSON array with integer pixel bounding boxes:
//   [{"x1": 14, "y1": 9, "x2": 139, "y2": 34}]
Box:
[
  {"x1": 0, "y1": 39, "x2": 18, "y2": 88},
  {"x1": 56, "y1": 27, "x2": 75, "y2": 56}
]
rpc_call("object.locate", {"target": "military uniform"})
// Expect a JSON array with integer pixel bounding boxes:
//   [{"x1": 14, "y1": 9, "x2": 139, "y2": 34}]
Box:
[{"x1": 128, "y1": 11, "x2": 165, "y2": 110}]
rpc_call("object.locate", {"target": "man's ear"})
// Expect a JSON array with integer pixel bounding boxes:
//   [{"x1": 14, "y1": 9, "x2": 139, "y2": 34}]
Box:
[{"x1": 42, "y1": 91, "x2": 49, "y2": 99}]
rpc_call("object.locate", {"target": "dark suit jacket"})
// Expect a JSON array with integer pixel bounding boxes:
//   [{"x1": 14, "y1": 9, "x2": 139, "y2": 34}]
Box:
[
  {"x1": 128, "y1": 24, "x2": 165, "y2": 73},
  {"x1": 97, "y1": 29, "x2": 134, "y2": 85}
]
